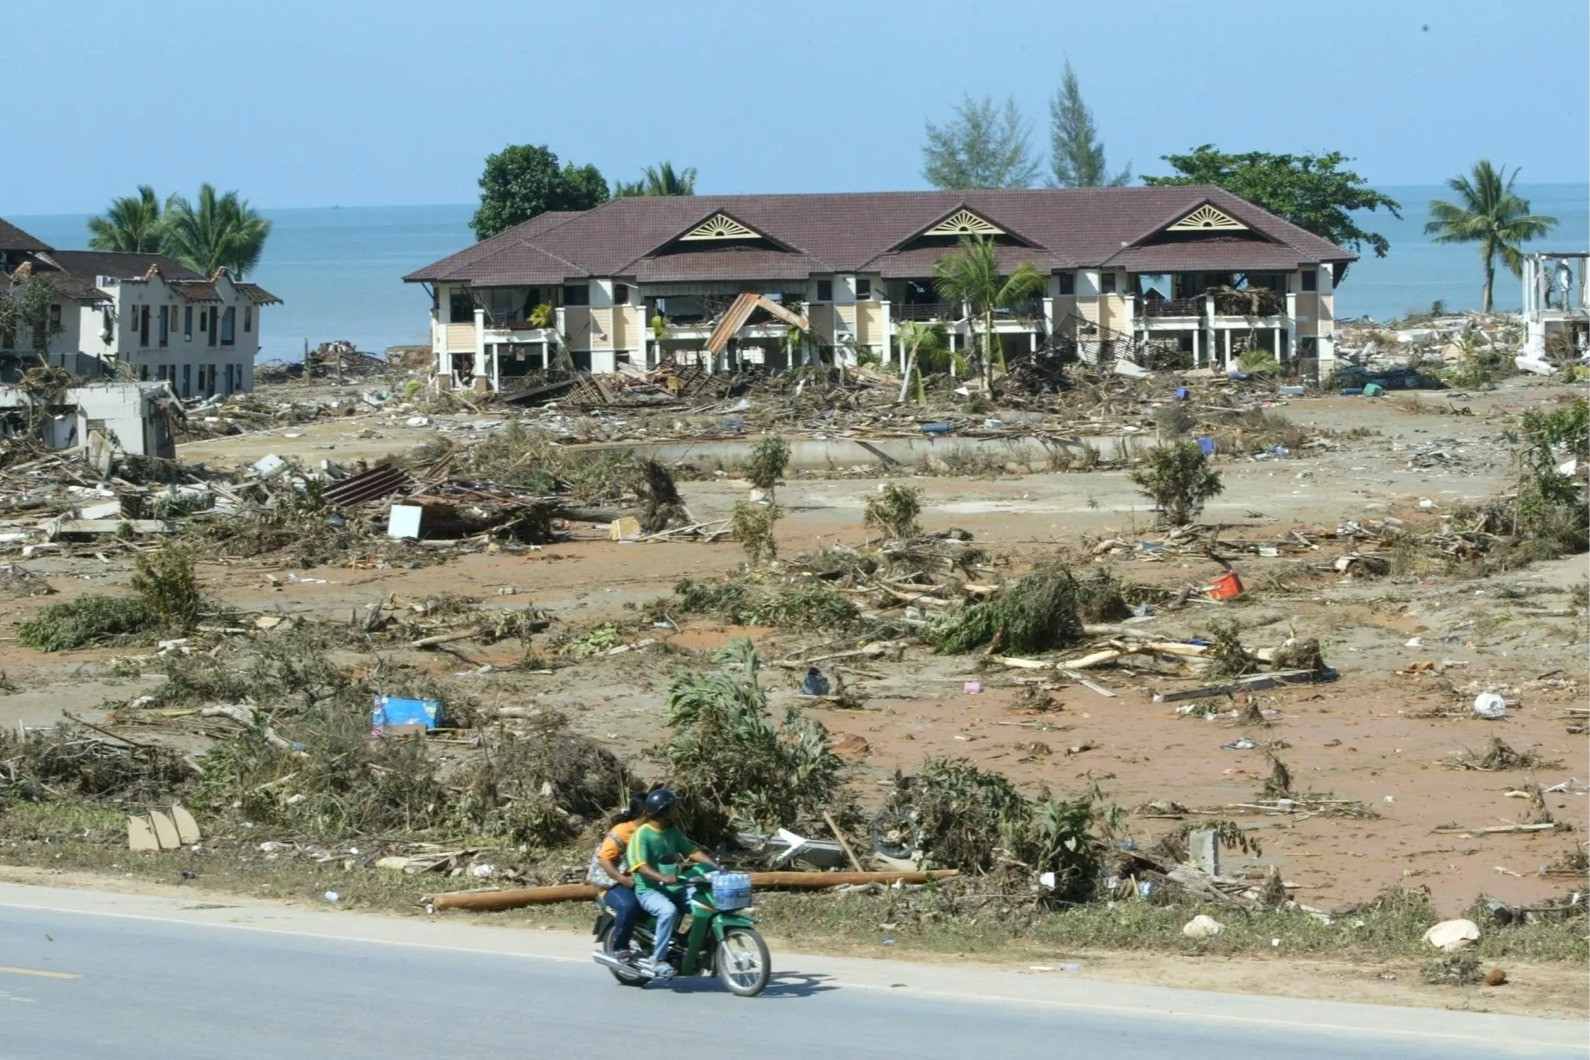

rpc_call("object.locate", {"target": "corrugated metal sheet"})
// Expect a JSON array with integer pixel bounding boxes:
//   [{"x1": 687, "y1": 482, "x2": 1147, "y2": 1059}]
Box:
[{"x1": 323, "y1": 464, "x2": 412, "y2": 508}]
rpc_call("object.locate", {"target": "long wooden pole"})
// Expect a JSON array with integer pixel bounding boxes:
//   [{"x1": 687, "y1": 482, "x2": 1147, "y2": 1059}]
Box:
[{"x1": 424, "y1": 870, "x2": 958, "y2": 912}]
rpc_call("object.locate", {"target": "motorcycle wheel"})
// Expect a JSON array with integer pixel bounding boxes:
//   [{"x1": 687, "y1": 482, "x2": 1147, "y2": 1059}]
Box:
[
  {"x1": 598, "y1": 923, "x2": 648, "y2": 987},
  {"x1": 715, "y1": 927, "x2": 771, "y2": 997}
]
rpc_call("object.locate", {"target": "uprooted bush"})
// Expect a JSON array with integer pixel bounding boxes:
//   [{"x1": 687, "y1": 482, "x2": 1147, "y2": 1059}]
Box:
[
  {"x1": 863, "y1": 484, "x2": 923, "y2": 540},
  {"x1": 663, "y1": 639, "x2": 844, "y2": 834},
  {"x1": 18, "y1": 546, "x2": 211, "y2": 652},
  {"x1": 876, "y1": 757, "x2": 1114, "y2": 905},
  {"x1": 931, "y1": 563, "x2": 1085, "y2": 654},
  {"x1": 667, "y1": 576, "x2": 863, "y2": 633},
  {"x1": 0, "y1": 723, "x2": 194, "y2": 806},
  {"x1": 730, "y1": 502, "x2": 781, "y2": 565}
]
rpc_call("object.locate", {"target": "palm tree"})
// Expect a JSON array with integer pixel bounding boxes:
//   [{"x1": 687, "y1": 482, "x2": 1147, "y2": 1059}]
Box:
[
  {"x1": 86, "y1": 186, "x2": 166, "y2": 253},
  {"x1": 895, "y1": 321, "x2": 948, "y2": 403},
  {"x1": 613, "y1": 161, "x2": 698, "y2": 198},
  {"x1": 1425, "y1": 161, "x2": 1557, "y2": 312},
  {"x1": 163, "y1": 184, "x2": 273, "y2": 278},
  {"x1": 932, "y1": 236, "x2": 1046, "y2": 388}
]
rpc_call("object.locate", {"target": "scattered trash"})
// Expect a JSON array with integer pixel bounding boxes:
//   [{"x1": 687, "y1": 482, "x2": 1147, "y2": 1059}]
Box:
[
  {"x1": 323, "y1": 890, "x2": 341, "y2": 903},
  {"x1": 372, "y1": 695, "x2": 441, "y2": 733},
  {"x1": 1472, "y1": 693, "x2": 1508, "y2": 720},
  {"x1": 962, "y1": 680, "x2": 982, "y2": 694},
  {"x1": 1182, "y1": 914, "x2": 1224, "y2": 939},
  {"x1": 1484, "y1": 968, "x2": 1508, "y2": 986},
  {"x1": 801, "y1": 667, "x2": 831, "y2": 696},
  {"x1": 1423, "y1": 919, "x2": 1480, "y2": 952},
  {"x1": 1207, "y1": 571, "x2": 1243, "y2": 601},
  {"x1": 1222, "y1": 738, "x2": 1257, "y2": 751},
  {"x1": 127, "y1": 804, "x2": 201, "y2": 852}
]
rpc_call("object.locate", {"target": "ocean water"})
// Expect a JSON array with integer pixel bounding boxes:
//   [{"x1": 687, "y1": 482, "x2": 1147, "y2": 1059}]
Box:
[{"x1": 9, "y1": 183, "x2": 1585, "y2": 357}]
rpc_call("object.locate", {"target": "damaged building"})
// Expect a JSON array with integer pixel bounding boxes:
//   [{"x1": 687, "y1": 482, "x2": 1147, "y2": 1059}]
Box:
[
  {"x1": 0, "y1": 218, "x2": 281, "y2": 397},
  {"x1": 0, "y1": 380, "x2": 182, "y2": 459},
  {"x1": 404, "y1": 187, "x2": 1357, "y2": 390},
  {"x1": 1520, "y1": 251, "x2": 1588, "y2": 369}
]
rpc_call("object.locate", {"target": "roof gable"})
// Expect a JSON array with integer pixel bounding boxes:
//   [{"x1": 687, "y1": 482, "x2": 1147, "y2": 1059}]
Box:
[{"x1": 1166, "y1": 203, "x2": 1246, "y2": 232}]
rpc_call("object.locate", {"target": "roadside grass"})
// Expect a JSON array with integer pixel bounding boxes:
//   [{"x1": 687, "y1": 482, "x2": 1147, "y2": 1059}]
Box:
[{"x1": 2, "y1": 801, "x2": 1582, "y2": 969}]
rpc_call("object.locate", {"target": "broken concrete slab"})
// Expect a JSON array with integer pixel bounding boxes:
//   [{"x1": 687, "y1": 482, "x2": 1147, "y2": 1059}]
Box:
[{"x1": 128, "y1": 815, "x2": 159, "y2": 852}]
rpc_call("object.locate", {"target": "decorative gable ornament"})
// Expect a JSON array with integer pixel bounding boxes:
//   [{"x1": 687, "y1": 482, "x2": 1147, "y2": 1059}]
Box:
[
  {"x1": 1167, "y1": 205, "x2": 1246, "y2": 232},
  {"x1": 925, "y1": 209, "x2": 1003, "y2": 237},
  {"x1": 680, "y1": 213, "x2": 759, "y2": 241}
]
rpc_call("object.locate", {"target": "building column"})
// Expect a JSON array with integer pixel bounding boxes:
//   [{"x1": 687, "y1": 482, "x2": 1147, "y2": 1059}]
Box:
[
  {"x1": 1042, "y1": 295, "x2": 1055, "y2": 352},
  {"x1": 1285, "y1": 291, "x2": 1298, "y2": 363},
  {"x1": 1222, "y1": 329, "x2": 1232, "y2": 371},
  {"x1": 1192, "y1": 329, "x2": 1201, "y2": 368},
  {"x1": 879, "y1": 298, "x2": 893, "y2": 368},
  {"x1": 472, "y1": 308, "x2": 488, "y2": 382},
  {"x1": 1272, "y1": 326, "x2": 1281, "y2": 361}
]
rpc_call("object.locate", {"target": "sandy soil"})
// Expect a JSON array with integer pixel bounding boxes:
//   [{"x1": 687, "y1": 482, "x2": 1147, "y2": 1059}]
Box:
[{"x1": 1, "y1": 375, "x2": 1584, "y2": 917}]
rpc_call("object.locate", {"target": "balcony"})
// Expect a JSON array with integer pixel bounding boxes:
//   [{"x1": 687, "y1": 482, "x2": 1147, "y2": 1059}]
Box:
[
  {"x1": 896, "y1": 302, "x2": 955, "y2": 322},
  {"x1": 1140, "y1": 296, "x2": 1203, "y2": 319}
]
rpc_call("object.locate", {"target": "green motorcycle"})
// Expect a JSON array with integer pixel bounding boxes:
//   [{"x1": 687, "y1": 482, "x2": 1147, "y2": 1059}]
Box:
[{"x1": 591, "y1": 866, "x2": 771, "y2": 997}]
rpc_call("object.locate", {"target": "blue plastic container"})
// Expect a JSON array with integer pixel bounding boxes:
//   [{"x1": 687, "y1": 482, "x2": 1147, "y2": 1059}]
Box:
[
  {"x1": 920, "y1": 422, "x2": 952, "y2": 435},
  {"x1": 1197, "y1": 437, "x2": 1216, "y2": 456}
]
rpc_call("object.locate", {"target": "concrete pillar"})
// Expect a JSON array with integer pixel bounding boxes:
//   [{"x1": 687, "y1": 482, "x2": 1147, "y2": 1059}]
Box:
[
  {"x1": 1272, "y1": 326, "x2": 1281, "y2": 361},
  {"x1": 1192, "y1": 328, "x2": 1202, "y2": 368},
  {"x1": 471, "y1": 308, "x2": 487, "y2": 381},
  {"x1": 1285, "y1": 292, "x2": 1298, "y2": 363},
  {"x1": 1222, "y1": 329, "x2": 1232, "y2": 370},
  {"x1": 879, "y1": 298, "x2": 893, "y2": 367}
]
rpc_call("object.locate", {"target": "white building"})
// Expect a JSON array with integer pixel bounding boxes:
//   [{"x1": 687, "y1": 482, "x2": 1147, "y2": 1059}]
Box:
[
  {"x1": 0, "y1": 380, "x2": 182, "y2": 459},
  {"x1": 0, "y1": 219, "x2": 280, "y2": 397},
  {"x1": 1521, "y1": 251, "x2": 1588, "y2": 362}
]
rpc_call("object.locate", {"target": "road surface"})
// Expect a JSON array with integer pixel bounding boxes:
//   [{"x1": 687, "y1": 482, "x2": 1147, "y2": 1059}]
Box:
[{"x1": 0, "y1": 882, "x2": 1582, "y2": 1059}]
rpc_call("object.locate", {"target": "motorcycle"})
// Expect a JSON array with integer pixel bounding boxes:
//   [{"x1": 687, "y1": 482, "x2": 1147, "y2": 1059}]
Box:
[{"x1": 591, "y1": 866, "x2": 771, "y2": 997}]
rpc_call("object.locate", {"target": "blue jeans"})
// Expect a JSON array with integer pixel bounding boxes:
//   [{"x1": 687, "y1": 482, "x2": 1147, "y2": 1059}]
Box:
[
  {"x1": 603, "y1": 886, "x2": 640, "y2": 951},
  {"x1": 636, "y1": 888, "x2": 685, "y2": 964}
]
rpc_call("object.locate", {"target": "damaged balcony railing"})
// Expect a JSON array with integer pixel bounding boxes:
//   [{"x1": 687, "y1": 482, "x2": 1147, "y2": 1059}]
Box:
[
  {"x1": 895, "y1": 302, "x2": 955, "y2": 322},
  {"x1": 1140, "y1": 297, "x2": 1204, "y2": 319}
]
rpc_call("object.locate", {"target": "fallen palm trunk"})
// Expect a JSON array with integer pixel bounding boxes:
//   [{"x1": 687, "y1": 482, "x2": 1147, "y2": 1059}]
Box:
[{"x1": 423, "y1": 869, "x2": 959, "y2": 912}]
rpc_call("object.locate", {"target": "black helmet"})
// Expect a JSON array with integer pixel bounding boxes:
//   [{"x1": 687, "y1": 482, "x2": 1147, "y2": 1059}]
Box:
[{"x1": 644, "y1": 788, "x2": 681, "y2": 815}]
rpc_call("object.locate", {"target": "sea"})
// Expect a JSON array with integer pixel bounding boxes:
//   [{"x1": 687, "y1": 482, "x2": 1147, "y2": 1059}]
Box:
[{"x1": 10, "y1": 183, "x2": 1586, "y2": 360}]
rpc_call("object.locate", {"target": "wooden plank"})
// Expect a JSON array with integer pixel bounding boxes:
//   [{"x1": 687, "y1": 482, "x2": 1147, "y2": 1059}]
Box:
[
  {"x1": 1151, "y1": 669, "x2": 1322, "y2": 703},
  {"x1": 424, "y1": 869, "x2": 960, "y2": 912}
]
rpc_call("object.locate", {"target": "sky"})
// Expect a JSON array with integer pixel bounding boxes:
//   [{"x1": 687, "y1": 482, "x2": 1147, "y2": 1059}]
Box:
[{"x1": 2, "y1": 0, "x2": 1586, "y2": 214}]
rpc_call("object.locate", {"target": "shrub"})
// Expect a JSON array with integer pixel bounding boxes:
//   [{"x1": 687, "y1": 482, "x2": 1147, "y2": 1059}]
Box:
[
  {"x1": 744, "y1": 435, "x2": 791, "y2": 493},
  {"x1": 933, "y1": 563, "x2": 1085, "y2": 654},
  {"x1": 863, "y1": 483, "x2": 923, "y2": 539},
  {"x1": 664, "y1": 639, "x2": 844, "y2": 831},
  {"x1": 1130, "y1": 441, "x2": 1223, "y2": 526},
  {"x1": 18, "y1": 547, "x2": 207, "y2": 652},
  {"x1": 730, "y1": 502, "x2": 780, "y2": 565}
]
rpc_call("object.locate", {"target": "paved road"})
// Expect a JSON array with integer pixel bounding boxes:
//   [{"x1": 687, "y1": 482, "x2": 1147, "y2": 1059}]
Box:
[{"x1": 0, "y1": 883, "x2": 1582, "y2": 1059}]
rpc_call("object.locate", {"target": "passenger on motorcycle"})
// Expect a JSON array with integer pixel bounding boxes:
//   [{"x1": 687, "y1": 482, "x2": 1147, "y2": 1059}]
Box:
[
  {"x1": 625, "y1": 788, "x2": 720, "y2": 979},
  {"x1": 587, "y1": 795, "x2": 646, "y2": 963}
]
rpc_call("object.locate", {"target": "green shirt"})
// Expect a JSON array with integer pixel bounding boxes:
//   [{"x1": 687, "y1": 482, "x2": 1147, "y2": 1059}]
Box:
[{"x1": 626, "y1": 822, "x2": 697, "y2": 895}]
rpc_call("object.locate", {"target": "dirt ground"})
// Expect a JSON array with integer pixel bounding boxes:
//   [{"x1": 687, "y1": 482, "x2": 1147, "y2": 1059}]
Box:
[{"x1": 1, "y1": 375, "x2": 1585, "y2": 918}]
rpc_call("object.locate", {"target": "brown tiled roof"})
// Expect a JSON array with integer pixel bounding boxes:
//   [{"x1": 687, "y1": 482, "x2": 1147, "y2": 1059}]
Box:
[
  {"x1": 1105, "y1": 239, "x2": 1309, "y2": 273},
  {"x1": 0, "y1": 219, "x2": 51, "y2": 253},
  {"x1": 235, "y1": 281, "x2": 283, "y2": 306},
  {"x1": 168, "y1": 280, "x2": 221, "y2": 303},
  {"x1": 406, "y1": 187, "x2": 1357, "y2": 287},
  {"x1": 0, "y1": 260, "x2": 110, "y2": 304},
  {"x1": 44, "y1": 250, "x2": 202, "y2": 282}
]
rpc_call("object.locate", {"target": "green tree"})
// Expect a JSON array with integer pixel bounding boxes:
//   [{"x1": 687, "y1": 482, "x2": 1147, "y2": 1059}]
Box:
[
  {"x1": 922, "y1": 94, "x2": 1038, "y2": 190},
  {"x1": 0, "y1": 272, "x2": 63, "y2": 353},
  {"x1": 613, "y1": 161, "x2": 698, "y2": 198},
  {"x1": 87, "y1": 185, "x2": 166, "y2": 253},
  {"x1": 1144, "y1": 146, "x2": 1401, "y2": 261},
  {"x1": 933, "y1": 236, "x2": 1046, "y2": 387},
  {"x1": 1048, "y1": 60, "x2": 1129, "y2": 188},
  {"x1": 1425, "y1": 160, "x2": 1558, "y2": 313},
  {"x1": 895, "y1": 320, "x2": 948, "y2": 403},
  {"x1": 470, "y1": 144, "x2": 610, "y2": 240},
  {"x1": 1130, "y1": 441, "x2": 1224, "y2": 526},
  {"x1": 163, "y1": 185, "x2": 272, "y2": 278}
]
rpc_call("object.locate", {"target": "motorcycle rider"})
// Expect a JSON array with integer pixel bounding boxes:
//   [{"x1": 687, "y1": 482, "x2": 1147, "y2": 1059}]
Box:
[
  {"x1": 589, "y1": 795, "x2": 646, "y2": 963},
  {"x1": 625, "y1": 788, "x2": 720, "y2": 979}
]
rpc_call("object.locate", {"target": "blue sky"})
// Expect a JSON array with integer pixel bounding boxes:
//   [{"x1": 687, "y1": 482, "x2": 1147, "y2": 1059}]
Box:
[{"x1": 4, "y1": 0, "x2": 1586, "y2": 214}]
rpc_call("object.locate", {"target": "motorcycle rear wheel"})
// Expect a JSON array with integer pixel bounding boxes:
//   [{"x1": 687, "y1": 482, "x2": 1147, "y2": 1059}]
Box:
[
  {"x1": 598, "y1": 923, "x2": 648, "y2": 987},
  {"x1": 716, "y1": 927, "x2": 771, "y2": 997}
]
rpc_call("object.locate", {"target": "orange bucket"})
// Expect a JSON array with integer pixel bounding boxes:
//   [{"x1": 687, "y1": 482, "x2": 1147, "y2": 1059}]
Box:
[{"x1": 1207, "y1": 571, "x2": 1244, "y2": 601}]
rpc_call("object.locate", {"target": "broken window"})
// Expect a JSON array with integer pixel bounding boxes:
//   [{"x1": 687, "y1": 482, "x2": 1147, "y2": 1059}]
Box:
[
  {"x1": 220, "y1": 306, "x2": 235, "y2": 345},
  {"x1": 1300, "y1": 270, "x2": 1318, "y2": 292},
  {"x1": 1099, "y1": 272, "x2": 1117, "y2": 295},
  {"x1": 1057, "y1": 272, "x2": 1076, "y2": 296},
  {"x1": 613, "y1": 283, "x2": 630, "y2": 305},
  {"x1": 244, "y1": 305, "x2": 253, "y2": 332},
  {"x1": 562, "y1": 284, "x2": 590, "y2": 307},
  {"x1": 815, "y1": 280, "x2": 832, "y2": 302},
  {"x1": 184, "y1": 306, "x2": 193, "y2": 339},
  {"x1": 855, "y1": 278, "x2": 871, "y2": 301},
  {"x1": 159, "y1": 305, "x2": 169, "y2": 346},
  {"x1": 448, "y1": 288, "x2": 475, "y2": 323}
]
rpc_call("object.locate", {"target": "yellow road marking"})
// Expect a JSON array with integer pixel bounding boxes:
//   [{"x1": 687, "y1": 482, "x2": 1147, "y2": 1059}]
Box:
[{"x1": 0, "y1": 965, "x2": 79, "y2": 980}]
